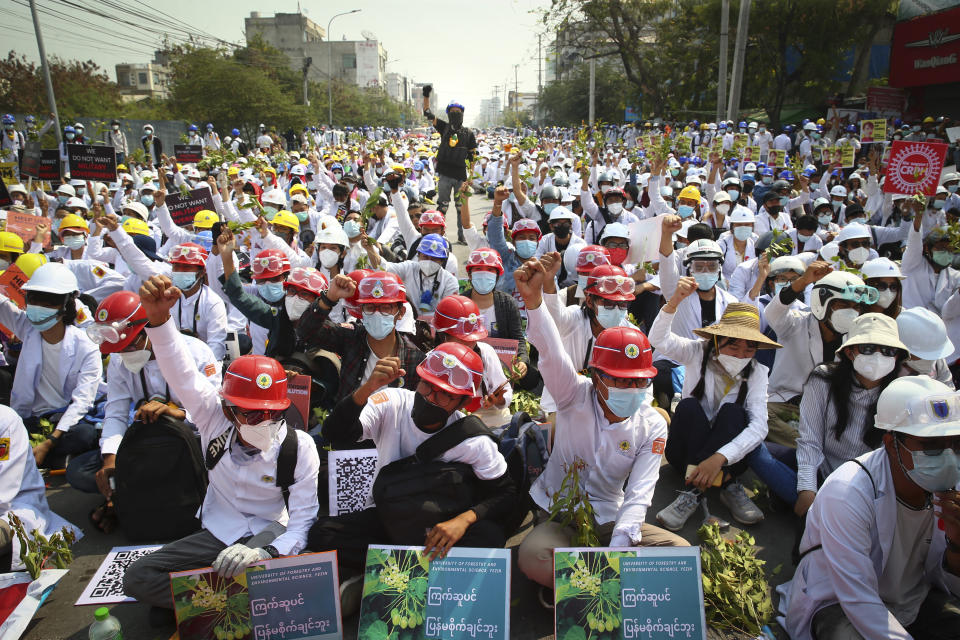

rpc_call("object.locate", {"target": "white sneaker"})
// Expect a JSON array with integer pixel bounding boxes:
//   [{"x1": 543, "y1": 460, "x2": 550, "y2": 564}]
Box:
[
  {"x1": 339, "y1": 574, "x2": 364, "y2": 617},
  {"x1": 656, "y1": 489, "x2": 701, "y2": 531},
  {"x1": 719, "y1": 482, "x2": 765, "y2": 525}
]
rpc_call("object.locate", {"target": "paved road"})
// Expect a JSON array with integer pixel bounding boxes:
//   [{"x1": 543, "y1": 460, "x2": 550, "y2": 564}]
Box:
[{"x1": 23, "y1": 194, "x2": 796, "y2": 639}]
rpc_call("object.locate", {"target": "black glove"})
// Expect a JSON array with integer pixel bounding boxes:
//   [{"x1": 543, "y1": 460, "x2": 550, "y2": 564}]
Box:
[{"x1": 422, "y1": 84, "x2": 432, "y2": 98}]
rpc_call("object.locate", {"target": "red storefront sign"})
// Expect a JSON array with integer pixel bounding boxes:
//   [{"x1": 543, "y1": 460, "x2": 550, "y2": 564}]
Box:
[{"x1": 889, "y1": 6, "x2": 960, "y2": 87}]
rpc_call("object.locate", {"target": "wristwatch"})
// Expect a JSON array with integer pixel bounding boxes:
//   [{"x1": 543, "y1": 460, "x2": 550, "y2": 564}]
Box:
[{"x1": 262, "y1": 545, "x2": 280, "y2": 559}]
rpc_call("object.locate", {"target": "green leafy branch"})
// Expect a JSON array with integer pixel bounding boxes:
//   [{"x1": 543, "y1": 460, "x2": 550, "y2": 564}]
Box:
[
  {"x1": 764, "y1": 229, "x2": 793, "y2": 259},
  {"x1": 360, "y1": 186, "x2": 383, "y2": 226},
  {"x1": 548, "y1": 458, "x2": 599, "y2": 547},
  {"x1": 7, "y1": 513, "x2": 76, "y2": 580},
  {"x1": 29, "y1": 418, "x2": 54, "y2": 446}
]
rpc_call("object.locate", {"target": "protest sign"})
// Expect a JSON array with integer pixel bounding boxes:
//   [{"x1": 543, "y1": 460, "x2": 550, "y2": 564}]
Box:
[
  {"x1": 626, "y1": 216, "x2": 663, "y2": 265},
  {"x1": 859, "y1": 119, "x2": 887, "y2": 143},
  {"x1": 174, "y1": 144, "x2": 204, "y2": 163},
  {"x1": 359, "y1": 545, "x2": 510, "y2": 640},
  {"x1": 838, "y1": 143, "x2": 856, "y2": 168},
  {"x1": 66, "y1": 144, "x2": 116, "y2": 181},
  {"x1": 4, "y1": 211, "x2": 49, "y2": 247},
  {"x1": 741, "y1": 146, "x2": 760, "y2": 162},
  {"x1": 554, "y1": 547, "x2": 707, "y2": 640},
  {"x1": 883, "y1": 140, "x2": 949, "y2": 196},
  {"x1": 21, "y1": 142, "x2": 41, "y2": 179},
  {"x1": 165, "y1": 186, "x2": 217, "y2": 226},
  {"x1": 75, "y1": 545, "x2": 162, "y2": 606},
  {"x1": 39, "y1": 150, "x2": 60, "y2": 181},
  {"x1": 767, "y1": 149, "x2": 785, "y2": 168},
  {"x1": 0, "y1": 264, "x2": 28, "y2": 339},
  {"x1": 328, "y1": 449, "x2": 378, "y2": 515},
  {"x1": 947, "y1": 126, "x2": 960, "y2": 144},
  {"x1": 480, "y1": 337, "x2": 519, "y2": 367},
  {"x1": 284, "y1": 373, "x2": 311, "y2": 430},
  {"x1": 0, "y1": 162, "x2": 16, "y2": 185},
  {"x1": 246, "y1": 552, "x2": 342, "y2": 639}
]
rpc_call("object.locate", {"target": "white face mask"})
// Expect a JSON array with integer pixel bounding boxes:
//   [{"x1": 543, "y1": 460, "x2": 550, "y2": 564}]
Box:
[
  {"x1": 607, "y1": 202, "x2": 623, "y2": 215},
  {"x1": 284, "y1": 295, "x2": 311, "y2": 321},
  {"x1": 119, "y1": 348, "x2": 151, "y2": 374},
  {"x1": 717, "y1": 354, "x2": 751, "y2": 377},
  {"x1": 847, "y1": 246, "x2": 870, "y2": 266},
  {"x1": 716, "y1": 203, "x2": 730, "y2": 216},
  {"x1": 418, "y1": 259, "x2": 441, "y2": 276},
  {"x1": 318, "y1": 248, "x2": 340, "y2": 268},
  {"x1": 830, "y1": 308, "x2": 859, "y2": 334},
  {"x1": 876, "y1": 289, "x2": 896, "y2": 309},
  {"x1": 906, "y1": 358, "x2": 935, "y2": 375},
  {"x1": 853, "y1": 353, "x2": 896, "y2": 381},
  {"x1": 239, "y1": 420, "x2": 281, "y2": 451}
]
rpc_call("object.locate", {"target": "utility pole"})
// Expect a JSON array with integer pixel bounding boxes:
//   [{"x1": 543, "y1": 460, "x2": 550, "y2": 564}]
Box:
[
  {"x1": 513, "y1": 64, "x2": 519, "y2": 127},
  {"x1": 726, "y1": 0, "x2": 751, "y2": 122},
  {"x1": 327, "y1": 9, "x2": 361, "y2": 127},
  {"x1": 302, "y1": 56, "x2": 312, "y2": 107},
  {"x1": 29, "y1": 0, "x2": 60, "y2": 143},
  {"x1": 588, "y1": 58, "x2": 596, "y2": 126},
  {"x1": 537, "y1": 34, "x2": 542, "y2": 126},
  {"x1": 717, "y1": 0, "x2": 729, "y2": 124}
]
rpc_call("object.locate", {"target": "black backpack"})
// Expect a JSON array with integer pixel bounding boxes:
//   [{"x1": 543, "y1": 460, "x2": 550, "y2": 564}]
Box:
[
  {"x1": 113, "y1": 416, "x2": 208, "y2": 542},
  {"x1": 372, "y1": 415, "x2": 494, "y2": 544},
  {"x1": 492, "y1": 411, "x2": 550, "y2": 495}
]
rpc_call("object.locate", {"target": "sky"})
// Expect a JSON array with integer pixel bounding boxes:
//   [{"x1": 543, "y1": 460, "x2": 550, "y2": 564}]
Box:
[{"x1": 1, "y1": 0, "x2": 555, "y2": 126}]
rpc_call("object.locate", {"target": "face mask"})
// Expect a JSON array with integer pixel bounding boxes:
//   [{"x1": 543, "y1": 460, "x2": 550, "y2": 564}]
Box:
[
  {"x1": 933, "y1": 200, "x2": 945, "y2": 210},
  {"x1": 900, "y1": 443, "x2": 960, "y2": 493},
  {"x1": 419, "y1": 259, "x2": 442, "y2": 276},
  {"x1": 677, "y1": 204, "x2": 695, "y2": 218},
  {"x1": 65, "y1": 133, "x2": 75, "y2": 140},
  {"x1": 411, "y1": 392, "x2": 451, "y2": 431},
  {"x1": 119, "y1": 348, "x2": 151, "y2": 374},
  {"x1": 238, "y1": 419, "x2": 281, "y2": 451},
  {"x1": 141, "y1": 194, "x2": 154, "y2": 207},
  {"x1": 875, "y1": 289, "x2": 897, "y2": 309},
  {"x1": 543, "y1": 203, "x2": 558, "y2": 216},
  {"x1": 912, "y1": 125, "x2": 921, "y2": 132},
  {"x1": 853, "y1": 352, "x2": 896, "y2": 381},
  {"x1": 947, "y1": 184, "x2": 959, "y2": 194},
  {"x1": 607, "y1": 202, "x2": 623, "y2": 216},
  {"x1": 112, "y1": 125, "x2": 119, "y2": 131},
  {"x1": 448, "y1": 112, "x2": 464, "y2": 128},
  {"x1": 694, "y1": 272, "x2": 719, "y2": 291},
  {"x1": 257, "y1": 281, "x2": 285, "y2": 302},
  {"x1": 762, "y1": 176, "x2": 773, "y2": 185},
  {"x1": 507, "y1": 193, "x2": 517, "y2": 204},
  {"x1": 599, "y1": 184, "x2": 612, "y2": 195},
  {"x1": 63, "y1": 235, "x2": 86, "y2": 250},
  {"x1": 733, "y1": 226, "x2": 752, "y2": 242},
  {"x1": 927, "y1": 250, "x2": 953, "y2": 269},
  {"x1": 470, "y1": 271, "x2": 497, "y2": 294},
  {"x1": 171, "y1": 271, "x2": 199, "y2": 291},
  {"x1": 830, "y1": 307, "x2": 859, "y2": 334},
  {"x1": 57, "y1": 195, "x2": 69, "y2": 205},
  {"x1": 26, "y1": 305, "x2": 59, "y2": 331},
  {"x1": 779, "y1": 196, "x2": 789, "y2": 207},
  {"x1": 717, "y1": 354, "x2": 750, "y2": 376},
  {"x1": 263, "y1": 206, "x2": 279, "y2": 220},
  {"x1": 0, "y1": 258, "x2": 8, "y2": 271},
  {"x1": 515, "y1": 240, "x2": 538, "y2": 259},
  {"x1": 294, "y1": 209, "x2": 309, "y2": 223},
  {"x1": 818, "y1": 214, "x2": 833, "y2": 225},
  {"x1": 577, "y1": 274, "x2": 589, "y2": 291},
  {"x1": 832, "y1": 201, "x2": 843, "y2": 212},
  {"x1": 624, "y1": 200, "x2": 635, "y2": 210},
  {"x1": 726, "y1": 190, "x2": 740, "y2": 201},
  {"x1": 362, "y1": 310, "x2": 395, "y2": 340},
  {"x1": 774, "y1": 281, "x2": 789, "y2": 297},
  {"x1": 552, "y1": 223, "x2": 571, "y2": 239},
  {"x1": 343, "y1": 220, "x2": 361, "y2": 237},
  {"x1": 318, "y1": 249, "x2": 340, "y2": 268},
  {"x1": 845, "y1": 247, "x2": 869, "y2": 266},
  {"x1": 596, "y1": 304, "x2": 627, "y2": 328},
  {"x1": 670, "y1": 168, "x2": 680, "y2": 177},
  {"x1": 766, "y1": 204, "x2": 783, "y2": 216},
  {"x1": 598, "y1": 378, "x2": 647, "y2": 419},
  {"x1": 284, "y1": 295, "x2": 311, "y2": 321}
]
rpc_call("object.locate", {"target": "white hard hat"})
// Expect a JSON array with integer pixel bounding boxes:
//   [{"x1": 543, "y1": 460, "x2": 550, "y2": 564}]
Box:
[
  {"x1": 683, "y1": 238, "x2": 723, "y2": 263},
  {"x1": 819, "y1": 241, "x2": 840, "y2": 262},
  {"x1": 56, "y1": 184, "x2": 76, "y2": 197},
  {"x1": 943, "y1": 172, "x2": 960, "y2": 183},
  {"x1": 675, "y1": 219, "x2": 697, "y2": 240},
  {"x1": 803, "y1": 122, "x2": 817, "y2": 132},
  {"x1": 139, "y1": 183, "x2": 157, "y2": 194},
  {"x1": 122, "y1": 201, "x2": 150, "y2": 221},
  {"x1": 548, "y1": 205, "x2": 576, "y2": 222},
  {"x1": 290, "y1": 193, "x2": 310, "y2": 205},
  {"x1": 810, "y1": 270, "x2": 865, "y2": 320},
  {"x1": 769, "y1": 256, "x2": 805, "y2": 276},
  {"x1": 830, "y1": 185, "x2": 847, "y2": 197},
  {"x1": 861, "y1": 257, "x2": 905, "y2": 281},
  {"x1": 262, "y1": 189, "x2": 287, "y2": 207},
  {"x1": 874, "y1": 376, "x2": 960, "y2": 437},
  {"x1": 8, "y1": 183, "x2": 27, "y2": 196},
  {"x1": 65, "y1": 197, "x2": 88, "y2": 211},
  {"x1": 314, "y1": 219, "x2": 348, "y2": 247},
  {"x1": 813, "y1": 197, "x2": 831, "y2": 211},
  {"x1": 897, "y1": 308, "x2": 954, "y2": 360},
  {"x1": 712, "y1": 190, "x2": 731, "y2": 204},
  {"x1": 685, "y1": 175, "x2": 702, "y2": 187},
  {"x1": 744, "y1": 162, "x2": 757, "y2": 173},
  {"x1": 936, "y1": 185, "x2": 948, "y2": 196},
  {"x1": 600, "y1": 222, "x2": 630, "y2": 242},
  {"x1": 836, "y1": 223, "x2": 871, "y2": 244},
  {"x1": 660, "y1": 185, "x2": 674, "y2": 198},
  {"x1": 748, "y1": 121, "x2": 758, "y2": 129},
  {"x1": 290, "y1": 164, "x2": 306, "y2": 176},
  {"x1": 22, "y1": 262, "x2": 79, "y2": 295},
  {"x1": 728, "y1": 205, "x2": 755, "y2": 224}
]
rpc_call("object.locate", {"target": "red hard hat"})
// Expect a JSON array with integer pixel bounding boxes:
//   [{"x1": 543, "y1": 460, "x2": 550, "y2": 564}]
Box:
[
  {"x1": 465, "y1": 248, "x2": 504, "y2": 276},
  {"x1": 284, "y1": 267, "x2": 328, "y2": 297},
  {"x1": 576, "y1": 245, "x2": 611, "y2": 274},
  {"x1": 222, "y1": 355, "x2": 291, "y2": 410},
  {"x1": 168, "y1": 242, "x2": 209, "y2": 267},
  {"x1": 419, "y1": 210, "x2": 445, "y2": 228},
  {"x1": 584, "y1": 265, "x2": 635, "y2": 302},
  {"x1": 604, "y1": 187, "x2": 627, "y2": 201},
  {"x1": 87, "y1": 291, "x2": 148, "y2": 354},
  {"x1": 354, "y1": 271, "x2": 406, "y2": 305},
  {"x1": 433, "y1": 295, "x2": 488, "y2": 341},
  {"x1": 344, "y1": 269, "x2": 375, "y2": 318},
  {"x1": 589, "y1": 326, "x2": 656, "y2": 378},
  {"x1": 250, "y1": 249, "x2": 291, "y2": 280},
  {"x1": 417, "y1": 342, "x2": 484, "y2": 397},
  {"x1": 512, "y1": 218, "x2": 542, "y2": 240},
  {"x1": 482, "y1": 212, "x2": 510, "y2": 231}
]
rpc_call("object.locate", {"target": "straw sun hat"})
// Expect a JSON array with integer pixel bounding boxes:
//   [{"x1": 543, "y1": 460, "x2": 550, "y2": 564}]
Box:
[{"x1": 693, "y1": 303, "x2": 782, "y2": 349}]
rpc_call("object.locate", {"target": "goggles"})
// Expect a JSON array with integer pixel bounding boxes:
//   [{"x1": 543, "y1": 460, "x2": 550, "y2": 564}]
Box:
[
  {"x1": 576, "y1": 250, "x2": 611, "y2": 271},
  {"x1": 251, "y1": 253, "x2": 290, "y2": 276},
  {"x1": 85, "y1": 304, "x2": 146, "y2": 345},
  {"x1": 587, "y1": 275, "x2": 634, "y2": 297},
  {"x1": 818, "y1": 282, "x2": 879, "y2": 306},
  {"x1": 421, "y1": 350, "x2": 481, "y2": 396},
  {"x1": 419, "y1": 212, "x2": 445, "y2": 227},
  {"x1": 286, "y1": 267, "x2": 327, "y2": 292},
  {"x1": 467, "y1": 249, "x2": 501, "y2": 268},
  {"x1": 357, "y1": 277, "x2": 404, "y2": 301},
  {"x1": 854, "y1": 344, "x2": 901, "y2": 357},
  {"x1": 434, "y1": 309, "x2": 488, "y2": 336},
  {"x1": 169, "y1": 244, "x2": 207, "y2": 263}
]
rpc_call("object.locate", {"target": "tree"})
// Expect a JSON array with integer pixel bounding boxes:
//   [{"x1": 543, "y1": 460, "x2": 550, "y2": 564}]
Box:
[
  {"x1": 540, "y1": 61, "x2": 627, "y2": 125},
  {"x1": 0, "y1": 52, "x2": 122, "y2": 120}
]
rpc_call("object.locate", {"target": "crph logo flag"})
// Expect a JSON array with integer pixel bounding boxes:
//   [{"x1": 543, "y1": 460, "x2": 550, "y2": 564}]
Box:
[{"x1": 882, "y1": 140, "x2": 948, "y2": 196}]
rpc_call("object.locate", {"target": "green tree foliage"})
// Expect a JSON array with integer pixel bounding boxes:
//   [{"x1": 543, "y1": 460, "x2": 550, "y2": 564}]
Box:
[
  {"x1": 540, "y1": 61, "x2": 627, "y2": 125},
  {"x1": 0, "y1": 52, "x2": 122, "y2": 120}
]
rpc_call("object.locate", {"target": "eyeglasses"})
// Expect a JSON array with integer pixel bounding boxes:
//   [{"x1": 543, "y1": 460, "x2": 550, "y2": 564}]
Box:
[
  {"x1": 871, "y1": 281, "x2": 900, "y2": 292},
  {"x1": 899, "y1": 434, "x2": 960, "y2": 456},
  {"x1": 597, "y1": 372, "x2": 652, "y2": 389},
  {"x1": 360, "y1": 302, "x2": 400, "y2": 314},
  {"x1": 421, "y1": 350, "x2": 481, "y2": 396},
  {"x1": 844, "y1": 239, "x2": 871, "y2": 250},
  {"x1": 855, "y1": 344, "x2": 901, "y2": 357},
  {"x1": 287, "y1": 267, "x2": 327, "y2": 292},
  {"x1": 596, "y1": 299, "x2": 630, "y2": 310},
  {"x1": 252, "y1": 253, "x2": 290, "y2": 276},
  {"x1": 228, "y1": 405, "x2": 284, "y2": 425},
  {"x1": 603, "y1": 240, "x2": 629, "y2": 250},
  {"x1": 417, "y1": 380, "x2": 457, "y2": 406},
  {"x1": 169, "y1": 244, "x2": 208, "y2": 263},
  {"x1": 587, "y1": 275, "x2": 634, "y2": 296}
]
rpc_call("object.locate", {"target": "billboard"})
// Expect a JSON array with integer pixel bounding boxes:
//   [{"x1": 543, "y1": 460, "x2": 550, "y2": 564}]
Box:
[{"x1": 889, "y1": 6, "x2": 960, "y2": 87}]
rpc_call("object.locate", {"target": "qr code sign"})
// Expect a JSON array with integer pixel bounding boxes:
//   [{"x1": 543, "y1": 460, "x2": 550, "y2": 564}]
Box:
[
  {"x1": 328, "y1": 450, "x2": 378, "y2": 515},
  {"x1": 76, "y1": 545, "x2": 162, "y2": 605}
]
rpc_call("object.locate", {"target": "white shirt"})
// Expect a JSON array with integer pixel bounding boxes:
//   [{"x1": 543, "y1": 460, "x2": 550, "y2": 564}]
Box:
[
  {"x1": 35, "y1": 339, "x2": 66, "y2": 415},
  {"x1": 472, "y1": 341, "x2": 513, "y2": 428},
  {"x1": 763, "y1": 291, "x2": 827, "y2": 402},
  {"x1": 773, "y1": 133, "x2": 792, "y2": 152},
  {"x1": 145, "y1": 319, "x2": 320, "y2": 555},
  {"x1": 877, "y1": 500, "x2": 934, "y2": 626}
]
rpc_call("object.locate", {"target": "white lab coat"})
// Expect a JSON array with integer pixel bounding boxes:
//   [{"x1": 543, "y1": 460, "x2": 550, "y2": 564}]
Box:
[
  {"x1": 145, "y1": 319, "x2": 320, "y2": 555},
  {"x1": 778, "y1": 447, "x2": 960, "y2": 640},
  {"x1": 763, "y1": 291, "x2": 826, "y2": 402}
]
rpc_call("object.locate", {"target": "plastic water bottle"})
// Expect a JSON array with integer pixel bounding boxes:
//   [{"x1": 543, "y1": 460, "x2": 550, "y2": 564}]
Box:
[{"x1": 89, "y1": 607, "x2": 122, "y2": 640}]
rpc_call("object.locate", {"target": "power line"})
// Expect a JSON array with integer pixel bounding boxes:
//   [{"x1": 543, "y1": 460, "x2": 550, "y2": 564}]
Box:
[{"x1": 0, "y1": 5, "x2": 156, "y2": 57}]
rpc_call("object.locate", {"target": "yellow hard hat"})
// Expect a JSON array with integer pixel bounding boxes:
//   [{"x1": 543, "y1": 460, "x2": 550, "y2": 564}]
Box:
[
  {"x1": 227, "y1": 166, "x2": 240, "y2": 177},
  {"x1": 816, "y1": 118, "x2": 825, "y2": 125},
  {"x1": 122, "y1": 217, "x2": 150, "y2": 236},
  {"x1": 59, "y1": 213, "x2": 89, "y2": 235},
  {"x1": 262, "y1": 166, "x2": 276, "y2": 175},
  {"x1": 117, "y1": 163, "x2": 128, "y2": 172},
  {"x1": 289, "y1": 184, "x2": 309, "y2": 196},
  {"x1": 0, "y1": 231, "x2": 25, "y2": 255},
  {"x1": 15, "y1": 252, "x2": 47, "y2": 278},
  {"x1": 299, "y1": 158, "x2": 310, "y2": 166},
  {"x1": 678, "y1": 185, "x2": 702, "y2": 204},
  {"x1": 271, "y1": 210, "x2": 300, "y2": 232},
  {"x1": 193, "y1": 209, "x2": 218, "y2": 229}
]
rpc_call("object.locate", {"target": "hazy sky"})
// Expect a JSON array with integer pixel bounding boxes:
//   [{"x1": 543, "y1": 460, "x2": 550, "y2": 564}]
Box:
[{"x1": 2, "y1": 0, "x2": 554, "y2": 125}]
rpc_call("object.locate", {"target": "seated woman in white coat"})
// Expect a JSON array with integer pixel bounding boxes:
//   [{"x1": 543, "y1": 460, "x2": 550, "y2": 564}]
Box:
[{"x1": 779, "y1": 376, "x2": 960, "y2": 640}]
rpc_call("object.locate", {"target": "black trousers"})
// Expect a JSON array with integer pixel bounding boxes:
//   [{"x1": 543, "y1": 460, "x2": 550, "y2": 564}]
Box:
[
  {"x1": 307, "y1": 507, "x2": 507, "y2": 576},
  {"x1": 665, "y1": 398, "x2": 751, "y2": 478}
]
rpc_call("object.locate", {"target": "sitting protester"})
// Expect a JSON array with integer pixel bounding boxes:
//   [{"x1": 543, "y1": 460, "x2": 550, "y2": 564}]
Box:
[{"x1": 896, "y1": 307, "x2": 955, "y2": 387}]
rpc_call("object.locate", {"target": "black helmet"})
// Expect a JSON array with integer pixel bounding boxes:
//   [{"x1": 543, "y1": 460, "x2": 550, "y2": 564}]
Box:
[
  {"x1": 540, "y1": 185, "x2": 561, "y2": 201},
  {"x1": 771, "y1": 180, "x2": 790, "y2": 193},
  {"x1": 597, "y1": 170, "x2": 616, "y2": 184}
]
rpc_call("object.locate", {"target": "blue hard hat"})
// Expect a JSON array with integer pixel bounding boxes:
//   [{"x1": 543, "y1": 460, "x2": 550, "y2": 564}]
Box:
[
  {"x1": 331, "y1": 163, "x2": 343, "y2": 172},
  {"x1": 1, "y1": 114, "x2": 14, "y2": 125},
  {"x1": 846, "y1": 124, "x2": 856, "y2": 133},
  {"x1": 760, "y1": 167, "x2": 775, "y2": 177},
  {"x1": 803, "y1": 167, "x2": 817, "y2": 177},
  {"x1": 679, "y1": 156, "x2": 688, "y2": 164},
  {"x1": 738, "y1": 121, "x2": 747, "y2": 128},
  {"x1": 417, "y1": 233, "x2": 449, "y2": 259},
  {"x1": 231, "y1": 128, "x2": 240, "y2": 136},
  {"x1": 206, "y1": 123, "x2": 214, "y2": 129},
  {"x1": 413, "y1": 160, "x2": 424, "y2": 171},
  {"x1": 188, "y1": 124, "x2": 198, "y2": 131},
  {"x1": 692, "y1": 119, "x2": 699, "y2": 126},
  {"x1": 64, "y1": 125, "x2": 75, "y2": 133},
  {"x1": 779, "y1": 170, "x2": 794, "y2": 182},
  {"x1": 446, "y1": 101, "x2": 465, "y2": 114},
  {"x1": 718, "y1": 122, "x2": 727, "y2": 129},
  {"x1": 742, "y1": 173, "x2": 756, "y2": 183},
  {"x1": 894, "y1": 118, "x2": 902, "y2": 128},
  {"x1": 784, "y1": 125, "x2": 793, "y2": 132},
  {"x1": 801, "y1": 118, "x2": 810, "y2": 126},
  {"x1": 24, "y1": 114, "x2": 35, "y2": 123},
  {"x1": 756, "y1": 162, "x2": 767, "y2": 170}
]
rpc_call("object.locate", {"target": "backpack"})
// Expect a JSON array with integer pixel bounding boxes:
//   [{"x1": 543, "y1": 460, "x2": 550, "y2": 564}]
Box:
[
  {"x1": 372, "y1": 415, "x2": 494, "y2": 544},
  {"x1": 491, "y1": 411, "x2": 550, "y2": 495},
  {"x1": 113, "y1": 416, "x2": 208, "y2": 542}
]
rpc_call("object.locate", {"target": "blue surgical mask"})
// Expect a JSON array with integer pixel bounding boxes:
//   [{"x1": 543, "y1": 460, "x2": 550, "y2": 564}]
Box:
[
  {"x1": 733, "y1": 226, "x2": 752, "y2": 242},
  {"x1": 797, "y1": 233, "x2": 813, "y2": 243},
  {"x1": 263, "y1": 205, "x2": 279, "y2": 220},
  {"x1": 693, "y1": 272, "x2": 719, "y2": 291},
  {"x1": 899, "y1": 442, "x2": 960, "y2": 493},
  {"x1": 194, "y1": 230, "x2": 213, "y2": 251},
  {"x1": 362, "y1": 310, "x2": 395, "y2": 340},
  {"x1": 762, "y1": 177, "x2": 773, "y2": 185},
  {"x1": 779, "y1": 196, "x2": 789, "y2": 207},
  {"x1": 470, "y1": 271, "x2": 497, "y2": 295},
  {"x1": 948, "y1": 184, "x2": 959, "y2": 194},
  {"x1": 171, "y1": 271, "x2": 198, "y2": 291},
  {"x1": 294, "y1": 209, "x2": 309, "y2": 223},
  {"x1": 51, "y1": 219, "x2": 61, "y2": 234},
  {"x1": 596, "y1": 304, "x2": 627, "y2": 329},
  {"x1": 140, "y1": 194, "x2": 154, "y2": 207},
  {"x1": 343, "y1": 220, "x2": 361, "y2": 237},
  {"x1": 515, "y1": 240, "x2": 537, "y2": 259},
  {"x1": 257, "y1": 281, "x2": 285, "y2": 302},
  {"x1": 774, "y1": 282, "x2": 788, "y2": 296},
  {"x1": 677, "y1": 204, "x2": 695, "y2": 218},
  {"x1": 624, "y1": 200, "x2": 635, "y2": 210},
  {"x1": 543, "y1": 203, "x2": 558, "y2": 216},
  {"x1": 932, "y1": 200, "x2": 945, "y2": 210},
  {"x1": 932, "y1": 250, "x2": 954, "y2": 267},
  {"x1": 508, "y1": 193, "x2": 517, "y2": 204},
  {"x1": 598, "y1": 377, "x2": 648, "y2": 419},
  {"x1": 578, "y1": 275, "x2": 589, "y2": 290},
  {"x1": 818, "y1": 214, "x2": 833, "y2": 225},
  {"x1": 726, "y1": 189, "x2": 740, "y2": 201},
  {"x1": 26, "y1": 305, "x2": 59, "y2": 331},
  {"x1": 57, "y1": 195, "x2": 69, "y2": 205},
  {"x1": 63, "y1": 234, "x2": 86, "y2": 250}
]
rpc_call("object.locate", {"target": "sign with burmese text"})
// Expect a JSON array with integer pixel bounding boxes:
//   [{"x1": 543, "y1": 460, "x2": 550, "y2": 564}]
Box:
[{"x1": 66, "y1": 144, "x2": 116, "y2": 181}]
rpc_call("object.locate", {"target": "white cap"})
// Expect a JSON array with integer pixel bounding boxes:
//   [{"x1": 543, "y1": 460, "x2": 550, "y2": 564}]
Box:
[
  {"x1": 548, "y1": 206, "x2": 576, "y2": 222},
  {"x1": 861, "y1": 257, "x2": 905, "y2": 280},
  {"x1": 836, "y1": 223, "x2": 871, "y2": 244},
  {"x1": 942, "y1": 172, "x2": 960, "y2": 183},
  {"x1": 712, "y1": 191, "x2": 731, "y2": 204},
  {"x1": 8, "y1": 183, "x2": 26, "y2": 196},
  {"x1": 262, "y1": 189, "x2": 287, "y2": 207},
  {"x1": 600, "y1": 222, "x2": 630, "y2": 242},
  {"x1": 729, "y1": 205, "x2": 754, "y2": 224},
  {"x1": 830, "y1": 185, "x2": 847, "y2": 197}
]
